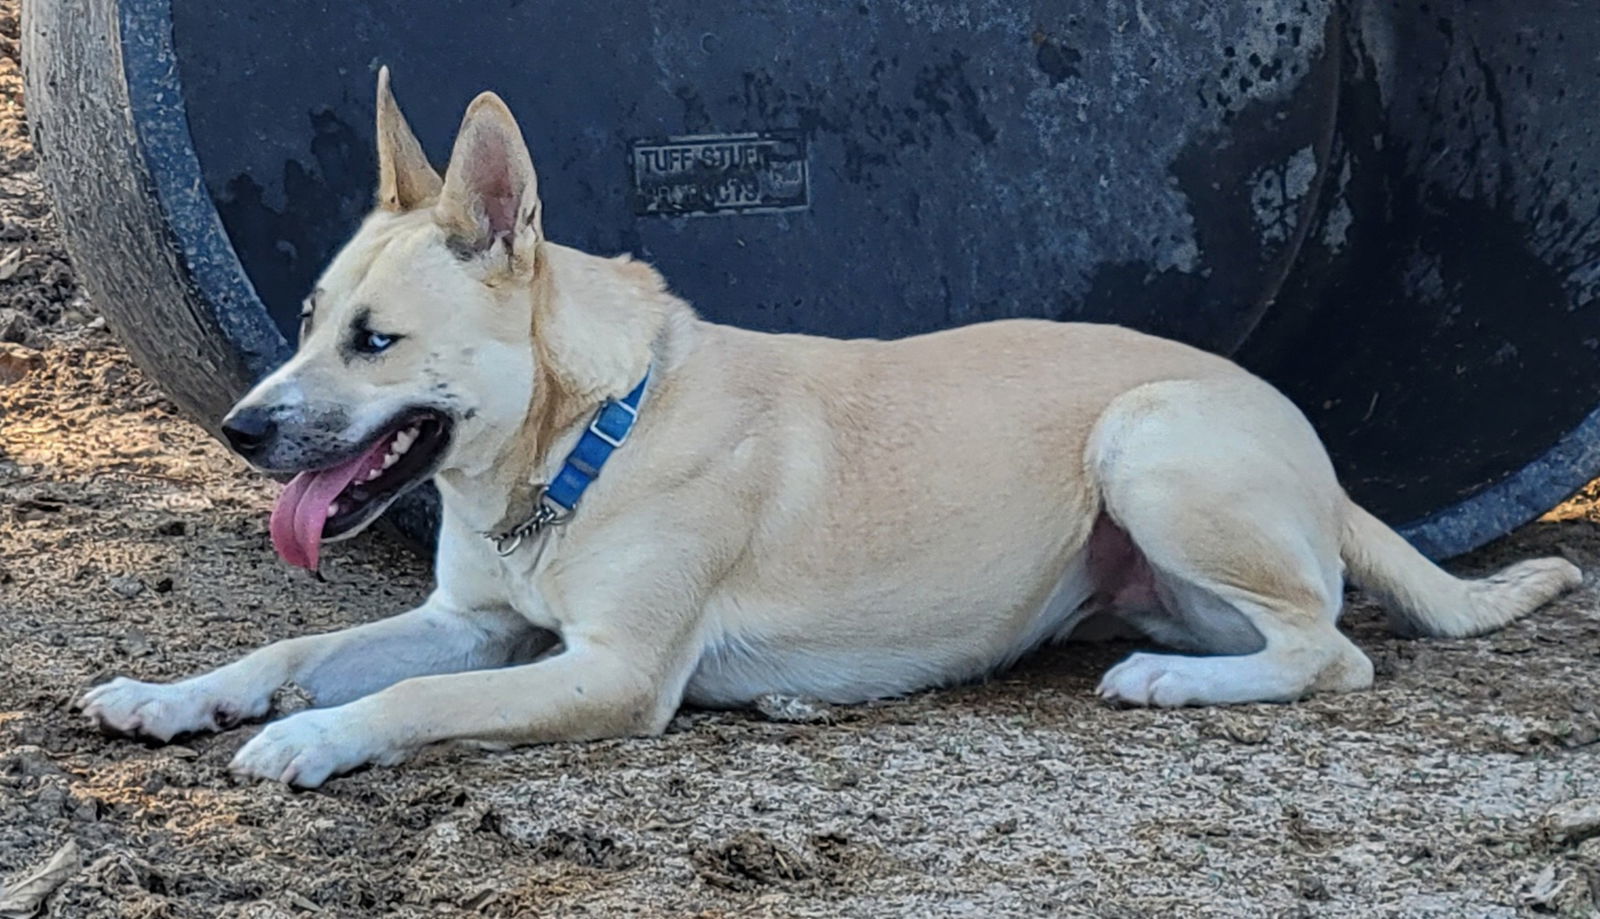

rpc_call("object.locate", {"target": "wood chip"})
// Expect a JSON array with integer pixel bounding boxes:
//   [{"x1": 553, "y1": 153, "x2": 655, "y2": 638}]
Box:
[
  {"x1": 1545, "y1": 797, "x2": 1600, "y2": 845},
  {"x1": 0, "y1": 247, "x2": 24, "y2": 281},
  {"x1": 0, "y1": 840, "x2": 82, "y2": 919},
  {"x1": 0, "y1": 342, "x2": 42, "y2": 386}
]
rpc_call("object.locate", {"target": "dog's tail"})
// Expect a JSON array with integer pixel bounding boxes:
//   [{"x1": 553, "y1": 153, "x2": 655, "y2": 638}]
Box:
[{"x1": 1339, "y1": 498, "x2": 1581, "y2": 638}]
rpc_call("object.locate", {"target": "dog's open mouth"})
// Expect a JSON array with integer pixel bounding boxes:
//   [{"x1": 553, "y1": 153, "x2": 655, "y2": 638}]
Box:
[{"x1": 268, "y1": 411, "x2": 451, "y2": 569}]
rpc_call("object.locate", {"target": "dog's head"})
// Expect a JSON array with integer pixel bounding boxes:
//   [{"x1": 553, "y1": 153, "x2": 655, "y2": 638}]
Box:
[{"x1": 220, "y1": 69, "x2": 558, "y2": 568}]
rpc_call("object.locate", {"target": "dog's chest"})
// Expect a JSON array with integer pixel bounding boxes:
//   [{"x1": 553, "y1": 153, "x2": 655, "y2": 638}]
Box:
[
  {"x1": 504, "y1": 583, "x2": 559, "y2": 630},
  {"x1": 436, "y1": 526, "x2": 564, "y2": 631}
]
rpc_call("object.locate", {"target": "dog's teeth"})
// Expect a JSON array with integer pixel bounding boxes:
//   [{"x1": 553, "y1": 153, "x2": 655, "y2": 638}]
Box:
[
  {"x1": 329, "y1": 501, "x2": 341, "y2": 516},
  {"x1": 374, "y1": 426, "x2": 417, "y2": 473},
  {"x1": 365, "y1": 468, "x2": 383, "y2": 481}
]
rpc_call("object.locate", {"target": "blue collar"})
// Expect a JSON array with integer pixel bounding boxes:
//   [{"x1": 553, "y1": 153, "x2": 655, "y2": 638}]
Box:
[{"x1": 488, "y1": 366, "x2": 651, "y2": 556}]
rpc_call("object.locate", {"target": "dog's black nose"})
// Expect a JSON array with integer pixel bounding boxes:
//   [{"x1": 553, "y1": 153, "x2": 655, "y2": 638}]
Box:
[{"x1": 220, "y1": 408, "x2": 276, "y2": 458}]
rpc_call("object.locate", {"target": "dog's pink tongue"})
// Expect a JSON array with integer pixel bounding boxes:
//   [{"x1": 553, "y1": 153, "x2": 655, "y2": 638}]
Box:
[{"x1": 269, "y1": 438, "x2": 388, "y2": 570}]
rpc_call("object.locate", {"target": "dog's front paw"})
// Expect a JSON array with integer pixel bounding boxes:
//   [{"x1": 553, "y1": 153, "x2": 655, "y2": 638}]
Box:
[
  {"x1": 80, "y1": 677, "x2": 258, "y2": 742},
  {"x1": 230, "y1": 708, "x2": 396, "y2": 788}
]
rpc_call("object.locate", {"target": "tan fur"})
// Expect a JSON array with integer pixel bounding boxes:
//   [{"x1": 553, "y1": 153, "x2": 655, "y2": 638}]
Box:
[
  {"x1": 79, "y1": 79, "x2": 1583, "y2": 787},
  {"x1": 374, "y1": 67, "x2": 441, "y2": 211}
]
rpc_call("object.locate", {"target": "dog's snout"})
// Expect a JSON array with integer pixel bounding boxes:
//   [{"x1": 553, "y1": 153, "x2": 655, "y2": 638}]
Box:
[{"x1": 220, "y1": 407, "x2": 277, "y2": 458}]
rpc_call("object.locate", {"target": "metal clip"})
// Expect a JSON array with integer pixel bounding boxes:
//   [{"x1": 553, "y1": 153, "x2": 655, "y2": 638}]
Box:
[{"x1": 488, "y1": 485, "x2": 574, "y2": 557}]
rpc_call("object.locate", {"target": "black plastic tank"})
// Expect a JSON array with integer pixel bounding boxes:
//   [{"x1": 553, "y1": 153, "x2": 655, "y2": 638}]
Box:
[{"x1": 22, "y1": 0, "x2": 1600, "y2": 559}]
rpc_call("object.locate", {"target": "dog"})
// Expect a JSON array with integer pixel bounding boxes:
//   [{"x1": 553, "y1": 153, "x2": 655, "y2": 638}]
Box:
[{"x1": 81, "y1": 69, "x2": 1581, "y2": 787}]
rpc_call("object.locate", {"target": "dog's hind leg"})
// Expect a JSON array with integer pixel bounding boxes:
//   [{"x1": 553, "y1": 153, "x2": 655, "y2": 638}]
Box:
[
  {"x1": 80, "y1": 598, "x2": 545, "y2": 742},
  {"x1": 1087, "y1": 376, "x2": 1373, "y2": 707}
]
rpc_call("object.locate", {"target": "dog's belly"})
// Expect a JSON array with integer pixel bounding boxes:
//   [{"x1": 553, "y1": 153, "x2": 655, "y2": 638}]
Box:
[
  {"x1": 682, "y1": 637, "x2": 950, "y2": 707},
  {"x1": 681, "y1": 553, "x2": 1101, "y2": 708}
]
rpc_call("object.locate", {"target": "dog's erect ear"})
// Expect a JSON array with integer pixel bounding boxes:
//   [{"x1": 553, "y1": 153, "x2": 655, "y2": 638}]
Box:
[
  {"x1": 435, "y1": 91, "x2": 543, "y2": 264},
  {"x1": 374, "y1": 67, "x2": 443, "y2": 212}
]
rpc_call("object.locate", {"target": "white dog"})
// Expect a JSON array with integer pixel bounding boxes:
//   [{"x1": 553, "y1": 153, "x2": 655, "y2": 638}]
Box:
[{"x1": 81, "y1": 70, "x2": 1581, "y2": 787}]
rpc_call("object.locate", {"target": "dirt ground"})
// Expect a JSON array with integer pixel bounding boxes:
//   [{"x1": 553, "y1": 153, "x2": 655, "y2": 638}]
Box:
[{"x1": 4, "y1": 13, "x2": 1600, "y2": 919}]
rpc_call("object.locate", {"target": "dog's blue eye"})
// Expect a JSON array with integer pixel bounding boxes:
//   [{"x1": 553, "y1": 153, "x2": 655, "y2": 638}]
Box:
[
  {"x1": 345, "y1": 308, "x2": 401, "y2": 357},
  {"x1": 356, "y1": 330, "x2": 396, "y2": 354}
]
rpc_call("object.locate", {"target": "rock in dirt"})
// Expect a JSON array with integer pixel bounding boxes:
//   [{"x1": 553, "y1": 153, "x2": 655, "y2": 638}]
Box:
[
  {"x1": 537, "y1": 828, "x2": 636, "y2": 870},
  {"x1": 0, "y1": 306, "x2": 35, "y2": 346},
  {"x1": 106, "y1": 576, "x2": 143, "y2": 600},
  {"x1": 152, "y1": 519, "x2": 186, "y2": 537},
  {"x1": 270, "y1": 682, "x2": 315, "y2": 716},
  {"x1": 691, "y1": 830, "x2": 850, "y2": 892},
  {"x1": 0, "y1": 746, "x2": 64, "y2": 781},
  {"x1": 1295, "y1": 873, "x2": 1331, "y2": 902},
  {"x1": 752, "y1": 693, "x2": 835, "y2": 724},
  {"x1": 0, "y1": 340, "x2": 40, "y2": 384},
  {"x1": 119, "y1": 629, "x2": 151, "y2": 657},
  {"x1": 1516, "y1": 864, "x2": 1591, "y2": 914},
  {"x1": 1207, "y1": 712, "x2": 1270, "y2": 745},
  {"x1": 1545, "y1": 798, "x2": 1600, "y2": 846}
]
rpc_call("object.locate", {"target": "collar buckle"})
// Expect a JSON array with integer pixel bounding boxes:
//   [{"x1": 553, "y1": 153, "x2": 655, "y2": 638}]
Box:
[{"x1": 587, "y1": 398, "x2": 639, "y2": 449}]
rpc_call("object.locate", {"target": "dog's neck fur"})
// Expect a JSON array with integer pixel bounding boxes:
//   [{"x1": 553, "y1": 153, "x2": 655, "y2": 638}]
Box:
[{"x1": 435, "y1": 241, "x2": 686, "y2": 539}]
